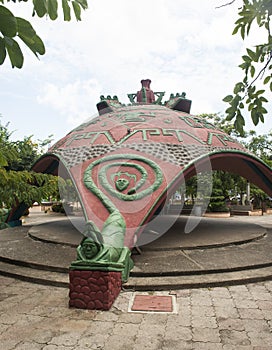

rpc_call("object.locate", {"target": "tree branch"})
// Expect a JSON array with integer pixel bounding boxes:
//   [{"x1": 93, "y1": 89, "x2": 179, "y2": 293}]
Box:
[
  {"x1": 215, "y1": 0, "x2": 237, "y2": 9},
  {"x1": 246, "y1": 51, "x2": 272, "y2": 92}
]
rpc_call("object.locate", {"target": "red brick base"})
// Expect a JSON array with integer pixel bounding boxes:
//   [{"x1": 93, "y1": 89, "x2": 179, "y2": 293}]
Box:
[{"x1": 69, "y1": 270, "x2": 122, "y2": 310}]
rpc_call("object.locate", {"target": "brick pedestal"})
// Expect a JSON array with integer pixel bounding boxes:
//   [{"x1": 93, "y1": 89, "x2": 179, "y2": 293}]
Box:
[{"x1": 69, "y1": 270, "x2": 122, "y2": 310}]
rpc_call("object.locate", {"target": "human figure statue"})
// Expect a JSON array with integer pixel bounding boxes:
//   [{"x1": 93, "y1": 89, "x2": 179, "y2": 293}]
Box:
[
  {"x1": 70, "y1": 221, "x2": 134, "y2": 282},
  {"x1": 136, "y1": 79, "x2": 155, "y2": 103}
]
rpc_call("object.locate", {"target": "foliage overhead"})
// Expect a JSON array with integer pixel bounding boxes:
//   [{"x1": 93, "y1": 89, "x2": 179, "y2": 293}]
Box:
[
  {"x1": 0, "y1": 0, "x2": 88, "y2": 68},
  {"x1": 221, "y1": 0, "x2": 272, "y2": 134}
]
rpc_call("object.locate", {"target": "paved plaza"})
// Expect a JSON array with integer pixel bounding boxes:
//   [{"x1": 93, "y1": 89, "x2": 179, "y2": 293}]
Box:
[
  {"x1": 0, "y1": 211, "x2": 272, "y2": 349},
  {"x1": 0, "y1": 276, "x2": 272, "y2": 349}
]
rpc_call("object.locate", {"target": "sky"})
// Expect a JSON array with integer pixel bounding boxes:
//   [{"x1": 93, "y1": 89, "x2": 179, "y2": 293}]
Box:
[{"x1": 1, "y1": 0, "x2": 271, "y2": 146}]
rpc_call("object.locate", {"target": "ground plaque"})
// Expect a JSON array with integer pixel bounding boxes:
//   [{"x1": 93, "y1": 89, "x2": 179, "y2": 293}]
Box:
[{"x1": 131, "y1": 294, "x2": 173, "y2": 312}]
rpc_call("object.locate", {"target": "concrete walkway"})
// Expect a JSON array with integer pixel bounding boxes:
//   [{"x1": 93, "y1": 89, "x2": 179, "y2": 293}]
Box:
[
  {"x1": 0, "y1": 209, "x2": 272, "y2": 349},
  {"x1": 0, "y1": 275, "x2": 272, "y2": 349}
]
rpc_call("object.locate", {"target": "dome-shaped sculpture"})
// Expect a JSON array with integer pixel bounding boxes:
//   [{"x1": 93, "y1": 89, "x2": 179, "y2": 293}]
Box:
[{"x1": 8, "y1": 80, "x2": 272, "y2": 250}]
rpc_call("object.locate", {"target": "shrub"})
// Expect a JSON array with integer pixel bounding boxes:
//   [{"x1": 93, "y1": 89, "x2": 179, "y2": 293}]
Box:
[
  {"x1": 51, "y1": 203, "x2": 65, "y2": 213},
  {"x1": 208, "y1": 189, "x2": 229, "y2": 212}
]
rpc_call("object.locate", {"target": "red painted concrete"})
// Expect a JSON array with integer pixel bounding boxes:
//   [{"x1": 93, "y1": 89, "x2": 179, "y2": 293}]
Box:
[{"x1": 69, "y1": 270, "x2": 122, "y2": 310}]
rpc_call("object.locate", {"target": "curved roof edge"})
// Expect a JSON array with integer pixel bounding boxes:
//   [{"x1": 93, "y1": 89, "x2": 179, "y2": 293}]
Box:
[
  {"x1": 7, "y1": 147, "x2": 272, "y2": 229},
  {"x1": 128, "y1": 149, "x2": 272, "y2": 241},
  {"x1": 171, "y1": 150, "x2": 272, "y2": 197}
]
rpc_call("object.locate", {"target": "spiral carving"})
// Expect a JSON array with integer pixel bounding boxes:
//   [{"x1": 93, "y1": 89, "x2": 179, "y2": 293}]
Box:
[
  {"x1": 84, "y1": 154, "x2": 163, "y2": 206},
  {"x1": 83, "y1": 154, "x2": 163, "y2": 246}
]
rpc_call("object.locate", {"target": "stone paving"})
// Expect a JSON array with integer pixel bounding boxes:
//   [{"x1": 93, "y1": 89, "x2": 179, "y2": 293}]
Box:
[{"x1": 0, "y1": 276, "x2": 272, "y2": 349}]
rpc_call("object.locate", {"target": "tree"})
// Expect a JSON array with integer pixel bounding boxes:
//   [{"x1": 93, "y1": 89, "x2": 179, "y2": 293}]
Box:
[
  {"x1": 243, "y1": 129, "x2": 272, "y2": 207},
  {"x1": 196, "y1": 113, "x2": 272, "y2": 207},
  {"x1": 0, "y1": 119, "x2": 59, "y2": 209},
  {"x1": 208, "y1": 178, "x2": 229, "y2": 212},
  {"x1": 0, "y1": 0, "x2": 88, "y2": 68},
  {"x1": 220, "y1": 0, "x2": 272, "y2": 134},
  {"x1": 6, "y1": 136, "x2": 43, "y2": 170},
  {"x1": 244, "y1": 129, "x2": 272, "y2": 166},
  {"x1": 198, "y1": 112, "x2": 242, "y2": 137}
]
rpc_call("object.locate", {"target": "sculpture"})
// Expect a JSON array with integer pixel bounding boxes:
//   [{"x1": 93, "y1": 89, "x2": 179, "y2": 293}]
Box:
[
  {"x1": 70, "y1": 237, "x2": 133, "y2": 282},
  {"x1": 136, "y1": 79, "x2": 155, "y2": 103}
]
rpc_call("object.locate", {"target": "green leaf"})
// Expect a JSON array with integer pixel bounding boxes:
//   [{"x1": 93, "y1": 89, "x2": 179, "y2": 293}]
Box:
[
  {"x1": 76, "y1": 0, "x2": 88, "y2": 10},
  {"x1": 232, "y1": 25, "x2": 239, "y2": 35},
  {"x1": 237, "y1": 113, "x2": 245, "y2": 126},
  {"x1": 242, "y1": 55, "x2": 251, "y2": 62},
  {"x1": 0, "y1": 5, "x2": 17, "y2": 37},
  {"x1": 17, "y1": 17, "x2": 36, "y2": 40},
  {"x1": 248, "y1": 103, "x2": 254, "y2": 111},
  {"x1": 4, "y1": 37, "x2": 23, "y2": 68},
  {"x1": 233, "y1": 82, "x2": 244, "y2": 94},
  {"x1": 232, "y1": 95, "x2": 241, "y2": 108},
  {"x1": 223, "y1": 95, "x2": 233, "y2": 102},
  {"x1": 17, "y1": 17, "x2": 45, "y2": 56},
  {"x1": 72, "y1": 1, "x2": 81, "y2": 21},
  {"x1": 225, "y1": 110, "x2": 236, "y2": 121},
  {"x1": 226, "y1": 106, "x2": 235, "y2": 114},
  {"x1": 260, "y1": 106, "x2": 268, "y2": 114},
  {"x1": 264, "y1": 76, "x2": 271, "y2": 84},
  {"x1": 246, "y1": 48, "x2": 258, "y2": 62},
  {"x1": 248, "y1": 85, "x2": 256, "y2": 94},
  {"x1": 256, "y1": 89, "x2": 265, "y2": 96},
  {"x1": 48, "y1": 0, "x2": 58, "y2": 20},
  {"x1": 250, "y1": 65, "x2": 255, "y2": 77},
  {"x1": 33, "y1": 0, "x2": 47, "y2": 18},
  {"x1": 0, "y1": 37, "x2": 6, "y2": 64},
  {"x1": 235, "y1": 17, "x2": 244, "y2": 25},
  {"x1": 260, "y1": 96, "x2": 268, "y2": 103},
  {"x1": 238, "y1": 62, "x2": 248, "y2": 69},
  {"x1": 62, "y1": 0, "x2": 71, "y2": 21},
  {"x1": 251, "y1": 110, "x2": 259, "y2": 126},
  {"x1": 246, "y1": 21, "x2": 252, "y2": 35},
  {"x1": 34, "y1": 35, "x2": 45, "y2": 55},
  {"x1": 234, "y1": 118, "x2": 244, "y2": 135},
  {"x1": 19, "y1": 32, "x2": 45, "y2": 57},
  {"x1": 241, "y1": 25, "x2": 245, "y2": 40}
]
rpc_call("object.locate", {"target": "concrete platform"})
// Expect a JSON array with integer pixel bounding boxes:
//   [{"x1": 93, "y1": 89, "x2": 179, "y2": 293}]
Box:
[{"x1": 0, "y1": 210, "x2": 272, "y2": 290}]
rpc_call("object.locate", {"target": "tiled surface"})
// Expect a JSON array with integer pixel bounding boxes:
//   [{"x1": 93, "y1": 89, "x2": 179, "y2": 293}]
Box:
[{"x1": 1, "y1": 276, "x2": 272, "y2": 349}]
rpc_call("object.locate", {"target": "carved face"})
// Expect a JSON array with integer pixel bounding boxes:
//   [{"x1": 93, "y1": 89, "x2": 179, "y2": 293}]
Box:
[
  {"x1": 115, "y1": 178, "x2": 129, "y2": 192},
  {"x1": 82, "y1": 241, "x2": 99, "y2": 259}
]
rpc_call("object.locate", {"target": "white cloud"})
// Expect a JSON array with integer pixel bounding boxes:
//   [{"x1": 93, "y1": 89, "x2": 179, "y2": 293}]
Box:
[
  {"x1": 37, "y1": 79, "x2": 102, "y2": 127},
  {"x1": 2, "y1": 0, "x2": 271, "y2": 141}
]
